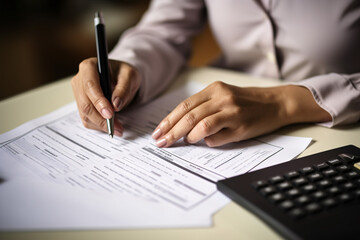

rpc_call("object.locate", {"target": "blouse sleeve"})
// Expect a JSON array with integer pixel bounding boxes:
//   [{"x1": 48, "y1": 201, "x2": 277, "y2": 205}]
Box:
[
  {"x1": 295, "y1": 73, "x2": 360, "y2": 127},
  {"x1": 108, "y1": 0, "x2": 206, "y2": 103}
]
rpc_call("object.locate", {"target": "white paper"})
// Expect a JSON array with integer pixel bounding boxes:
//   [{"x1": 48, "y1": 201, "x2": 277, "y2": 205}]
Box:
[
  {"x1": 0, "y1": 81, "x2": 311, "y2": 231},
  {"x1": 0, "y1": 178, "x2": 230, "y2": 230}
]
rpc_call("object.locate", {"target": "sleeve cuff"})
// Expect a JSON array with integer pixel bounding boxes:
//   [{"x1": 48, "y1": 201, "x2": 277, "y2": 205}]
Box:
[{"x1": 292, "y1": 73, "x2": 360, "y2": 127}]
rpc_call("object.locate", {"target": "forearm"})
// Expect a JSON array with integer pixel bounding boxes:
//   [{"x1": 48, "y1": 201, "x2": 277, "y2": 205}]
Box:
[{"x1": 109, "y1": 0, "x2": 206, "y2": 103}]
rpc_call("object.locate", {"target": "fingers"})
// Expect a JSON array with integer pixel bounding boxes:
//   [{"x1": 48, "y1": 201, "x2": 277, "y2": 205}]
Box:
[
  {"x1": 73, "y1": 84, "x2": 107, "y2": 131},
  {"x1": 79, "y1": 59, "x2": 114, "y2": 119},
  {"x1": 72, "y1": 59, "x2": 140, "y2": 136},
  {"x1": 185, "y1": 112, "x2": 228, "y2": 144},
  {"x1": 204, "y1": 128, "x2": 239, "y2": 147},
  {"x1": 111, "y1": 63, "x2": 140, "y2": 112},
  {"x1": 152, "y1": 93, "x2": 221, "y2": 148},
  {"x1": 72, "y1": 80, "x2": 123, "y2": 137},
  {"x1": 72, "y1": 58, "x2": 125, "y2": 136},
  {"x1": 151, "y1": 81, "x2": 248, "y2": 148},
  {"x1": 152, "y1": 88, "x2": 211, "y2": 143}
]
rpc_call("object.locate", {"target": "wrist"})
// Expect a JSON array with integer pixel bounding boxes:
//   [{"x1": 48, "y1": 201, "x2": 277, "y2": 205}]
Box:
[{"x1": 279, "y1": 85, "x2": 332, "y2": 125}]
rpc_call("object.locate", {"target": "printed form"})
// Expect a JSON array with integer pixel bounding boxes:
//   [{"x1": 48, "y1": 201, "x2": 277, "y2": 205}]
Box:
[{"x1": 0, "y1": 81, "x2": 312, "y2": 229}]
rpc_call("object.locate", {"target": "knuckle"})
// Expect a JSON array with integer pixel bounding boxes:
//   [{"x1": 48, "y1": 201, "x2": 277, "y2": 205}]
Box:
[
  {"x1": 199, "y1": 119, "x2": 212, "y2": 135},
  {"x1": 233, "y1": 105, "x2": 243, "y2": 116},
  {"x1": 78, "y1": 60, "x2": 88, "y2": 71},
  {"x1": 213, "y1": 80, "x2": 225, "y2": 87},
  {"x1": 160, "y1": 118, "x2": 171, "y2": 130},
  {"x1": 180, "y1": 99, "x2": 192, "y2": 113},
  {"x1": 82, "y1": 115, "x2": 91, "y2": 123},
  {"x1": 185, "y1": 112, "x2": 197, "y2": 126},
  {"x1": 93, "y1": 97, "x2": 104, "y2": 110},
  {"x1": 210, "y1": 81, "x2": 226, "y2": 90},
  {"x1": 86, "y1": 79, "x2": 96, "y2": 91},
  {"x1": 223, "y1": 94, "x2": 237, "y2": 105},
  {"x1": 166, "y1": 132, "x2": 176, "y2": 143},
  {"x1": 79, "y1": 58, "x2": 96, "y2": 71},
  {"x1": 99, "y1": 119, "x2": 107, "y2": 131},
  {"x1": 233, "y1": 129, "x2": 247, "y2": 143},
  {"x1": 81, "y1": 118, "x2": 91, "y2": 129},
  {"x1": 80, "y1": 102, "x2": 93, "y2": 116},
  {"x1": 85, "y1": 82, "x2": 106, "y2": 110}
]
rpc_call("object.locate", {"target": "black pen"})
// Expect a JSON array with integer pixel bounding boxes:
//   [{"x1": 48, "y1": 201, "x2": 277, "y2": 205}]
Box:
[{"x1": 94, "y1": 11, "x2": 114, "y2": 138}]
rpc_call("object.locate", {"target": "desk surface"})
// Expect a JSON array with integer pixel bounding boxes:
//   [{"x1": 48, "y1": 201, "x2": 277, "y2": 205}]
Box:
[{"x1": 1, "y1": 67, "x2": 359, "y2": 240}]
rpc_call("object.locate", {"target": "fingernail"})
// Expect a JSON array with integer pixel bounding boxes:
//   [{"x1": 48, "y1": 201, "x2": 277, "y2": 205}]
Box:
[
  {"x1": 113, "y1": 97, "x2": 122, "y2": 111},
  {"x1": 101, "y1": 108, "x2": 112, "y2": 119},
  {"x1": 152, "y1": 128, "x2": 162, "y2": 139},
  {"x1": 156, "y1": 138, "x2": 167, "y2": 148}
]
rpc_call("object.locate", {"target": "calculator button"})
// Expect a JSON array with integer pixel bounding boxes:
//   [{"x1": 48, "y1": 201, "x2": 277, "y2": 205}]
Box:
[
  {"x1": 312, "y1": 191, "x2": 327, "y2": 201},
  {"x1": 342, "y1": 182, "x2": 356, "y2": 191},
  {"x1": 302, "y1": 184, "x2": 317, "y2": 193},
  {"x1": 347, "y1": 171, "x2": 360, "y2": 179},
  {"x1": 336, "y1": 165, "x2": 351, "y2": 173},
  {"x1": 317, "y1": 179, "x2": 332, "y2": 189},
  {"x1": 279, "y1": 200, "x2": 295, "y2": 211},
  {"x1": 323, "y1": 169, "x2": 337, "y2": 177},
  {"x1": 296, "y1": 195, "x2": 311, "y2": 205},
  {"x1": 286, "y1": 188, "x2": 301, "y2": 198},
  {"x1": 315, "y1": 163, "x2": 329, "y2": 170},
  {"x1": 260, "y1": 186, "x2": 276, "y2": 196},
  {"x1": 308, "y1": 173, "x2": 323, "y2": 182},
  {"x1": 252, "y1": 180, "x2": 268, "y2": 189},
  {"x1": 300, "y1": 166, "x2": 315, "y2": 175},
  {"x1": 338, "y1": 153, "x2": 360, "y2": 164},
  {"x1": 285, "y1": 171, "x2": 300, "y2": 179},
  {"x1": 270, "y1": 193, "x2": 285, "y2": 203},
  {"x1": 332, "y1": 175, "x2": 346, "y2": 184},
  {"x1": 305, "y1": 203, "x2": 322, "y2": 214},
  {"x1": 322, "y1": 198, "x2": 338, "y2": 208},
  {"x1": 293, "y1": 177, "x2": 307, "y2": 186},
  {"x1": 338, "y1": 193, "x2": 354, "y2": 203},
  {"x1": 327, "y1": 159, "x2": 342, "y2": 166},
  {"x1": 270, "y1": 175, "x2": 285, "y2": 184},
  {"x1": 277, "y1": 181, "x2": 292, "y2": 191},
  {"x1": 327, "y1": 186, "x2": 341, "y2": 195},
  {"x1": 289, "y1": 208, "x2": 306, "y2": 219}
]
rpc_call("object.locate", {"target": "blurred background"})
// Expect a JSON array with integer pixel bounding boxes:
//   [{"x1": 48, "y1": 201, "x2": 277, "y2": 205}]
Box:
[{"x1": 0, "y1": 0, "x2": 219, "y2": 101}]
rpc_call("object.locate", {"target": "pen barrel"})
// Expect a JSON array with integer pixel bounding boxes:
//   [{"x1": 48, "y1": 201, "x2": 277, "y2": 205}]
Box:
[{"x1": 95, "y1": 23, "x2": 112, "y2": 102}]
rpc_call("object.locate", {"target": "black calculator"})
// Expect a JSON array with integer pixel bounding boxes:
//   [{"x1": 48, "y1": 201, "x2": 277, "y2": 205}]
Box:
[{"x1": 217, "y1": 145, "x2": 360, "y2": 240}]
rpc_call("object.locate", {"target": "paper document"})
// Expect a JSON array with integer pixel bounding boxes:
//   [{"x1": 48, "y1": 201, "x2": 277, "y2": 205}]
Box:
[{"x1": 0, "y1": 81, "x2": 312, "y2": 230}]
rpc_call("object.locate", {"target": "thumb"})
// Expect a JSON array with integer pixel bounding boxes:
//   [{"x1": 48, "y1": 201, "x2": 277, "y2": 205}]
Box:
[{"x1": 111, "y1": 63, "x2": 140, "y2": 112}]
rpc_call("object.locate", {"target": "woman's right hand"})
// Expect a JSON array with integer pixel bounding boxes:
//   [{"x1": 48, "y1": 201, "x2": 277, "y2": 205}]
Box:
[{"x1": 71, "y1": 58, "x2": 141, "y2": 137}]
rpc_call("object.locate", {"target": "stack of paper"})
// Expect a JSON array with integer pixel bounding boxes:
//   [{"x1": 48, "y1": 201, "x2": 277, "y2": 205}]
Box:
[{"x1": 0, "y1": 82, "x2": 311, "y2": 231}]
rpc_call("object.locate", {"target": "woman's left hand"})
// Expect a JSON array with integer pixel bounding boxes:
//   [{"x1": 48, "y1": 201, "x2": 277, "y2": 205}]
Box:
[{"x1": 151, "y1": 81, "x2": 331, "y2": 148}]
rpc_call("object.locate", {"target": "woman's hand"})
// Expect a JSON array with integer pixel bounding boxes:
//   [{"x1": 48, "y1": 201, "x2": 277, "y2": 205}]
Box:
[
  {"x1": 152, "y1": 81, "x2": 331, "y2": 148},
  {"x1": 71, "y1": 58, "x2": 140, "y2": 136}
]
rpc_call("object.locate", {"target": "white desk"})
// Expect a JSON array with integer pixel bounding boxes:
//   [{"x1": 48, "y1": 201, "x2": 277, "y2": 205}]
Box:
[{"x1": 1, "y1": 67, "x2": 359, "y2": 240}]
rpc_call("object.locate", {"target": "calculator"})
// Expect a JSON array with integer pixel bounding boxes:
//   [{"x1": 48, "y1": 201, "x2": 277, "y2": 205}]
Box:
[{"x1": 217, "y1": 145, "x2": 360, "y2": 240}]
